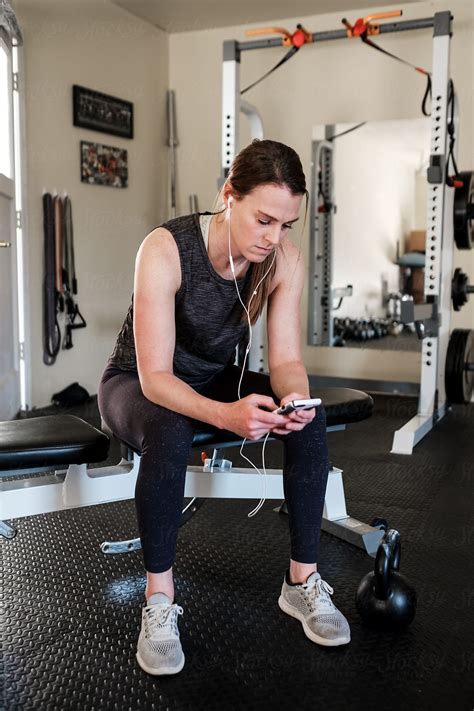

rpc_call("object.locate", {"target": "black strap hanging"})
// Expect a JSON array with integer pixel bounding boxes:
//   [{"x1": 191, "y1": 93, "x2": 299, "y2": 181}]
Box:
[
  {"x1": 42, "y1": 192, "x2": 61, "y2": 365},
  {"x1": 361, "y1": 35, "x2": 432, "y2": 116},
  {"x1": 341, "y1": 14, "x2": 432, "y2": 117},
  {"x1": 63, "y1": 195, "x2": 77, "y2": 294},
  {"x1": 445, "y1": 80, "x2": 461, "y2": 187},
  {"x1": 42, "y1": 193, "x2": 86, "y2": 362},
  {"x1": 317, "y1": 166, "x2": 332, "y2": 215},
  {"x1": 62, "y1": 196, "x2": 86, "y2": 350},
  {"x1": 54, "y1": 195, "x2": 64, "y2": 313},
  {"x1": 328, "y1": 122, "x2": 366, "y2": 142},
  {"x1": 63, "y1": 304, "x2": 87, "y2": 350},
  {"x1": 241, "y1": 45, "x2": 300, "y2": 96},
  {"x1": 240, "y1": 24, "x2": 312, "y2": 96}
]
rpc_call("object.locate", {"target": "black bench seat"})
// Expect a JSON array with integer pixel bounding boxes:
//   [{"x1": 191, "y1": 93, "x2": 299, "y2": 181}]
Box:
[
  {"x1": 0, "y1": 388, "x2": 373, "y2": 471},
  {"x1": 190, "y1": 387, "x2": 373, "y2": 449},
  {"x1": 0, "y1": 416, "x2": 110, "y2": 472}
]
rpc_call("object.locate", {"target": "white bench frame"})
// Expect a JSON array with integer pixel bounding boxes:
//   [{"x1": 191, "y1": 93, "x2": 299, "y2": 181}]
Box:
[{"x1": 1, "y1": 425, "x2": 384, "y2": 556}]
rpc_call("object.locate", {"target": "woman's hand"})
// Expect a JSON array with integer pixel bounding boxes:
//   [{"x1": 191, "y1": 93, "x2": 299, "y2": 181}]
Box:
[
  {"x1": 271, "y1": 391, "x2": 317, "y2": 436},
  {"x1": 217, "y1": 394, "x2": 292, "y2": 441}
]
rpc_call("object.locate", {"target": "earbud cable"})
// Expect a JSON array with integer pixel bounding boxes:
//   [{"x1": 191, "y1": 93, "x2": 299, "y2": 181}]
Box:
[{"x1": 227, "y1": 207, "x2": 276, "y2": 517}]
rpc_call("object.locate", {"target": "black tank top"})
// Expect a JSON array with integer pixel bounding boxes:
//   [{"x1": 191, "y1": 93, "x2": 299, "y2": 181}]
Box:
[{"x1": 107, "y1": 213, "x2": 253, "y2": 390}]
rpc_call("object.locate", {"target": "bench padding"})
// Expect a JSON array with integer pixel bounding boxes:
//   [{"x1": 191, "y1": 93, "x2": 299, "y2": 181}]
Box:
[
  {"x1": 312, "y1": 387, "x2": 373, "y2": 426},
  {"x1": 191, "y1": 387, "x2": 373, "y2": 448},
  {"x1": 1, "y1": 387, "x2": 373, "y2": 471},
  {"x1": 0, "y1": 415, "x2": 110, "y2": 471}
]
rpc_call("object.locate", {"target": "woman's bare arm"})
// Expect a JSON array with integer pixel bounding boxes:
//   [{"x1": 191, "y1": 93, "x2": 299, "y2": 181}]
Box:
[{"x1": 133, "y1": 227, "x2": 286, "y2": 438}]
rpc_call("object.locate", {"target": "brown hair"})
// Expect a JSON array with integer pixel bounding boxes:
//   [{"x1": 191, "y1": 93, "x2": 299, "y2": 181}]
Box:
[{"x1": 218, "y1": 139, "x2": 308, "y2": 325}]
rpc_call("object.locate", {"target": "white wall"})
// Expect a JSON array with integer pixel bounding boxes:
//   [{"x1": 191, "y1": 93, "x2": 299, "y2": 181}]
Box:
[
  {"x1": 13, "y1": 0, "x2": 169, "y2": 407},
  {"x1": 169, "y1": 0, "x2": 474, "y2": 383}
]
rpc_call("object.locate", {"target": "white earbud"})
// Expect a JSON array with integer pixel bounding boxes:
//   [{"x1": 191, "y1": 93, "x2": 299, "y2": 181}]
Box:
[{"x1": 228, "y1": 196, "x2": 233, "y2": 208}]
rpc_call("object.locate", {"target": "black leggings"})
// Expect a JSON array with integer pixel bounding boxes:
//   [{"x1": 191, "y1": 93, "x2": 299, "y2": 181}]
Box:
[{"x1": 98, "y1": 365, "x2": 330, "y2": 574}]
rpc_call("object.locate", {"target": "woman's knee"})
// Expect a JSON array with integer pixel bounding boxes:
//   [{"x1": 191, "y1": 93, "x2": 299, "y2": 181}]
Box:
[
  {"x1": 140, "y1": 407, "x2": 195, "y2": 456},
  {"x1": 136, "y1": 411, "x2": 194, "y2": 495},
  {"x1": 287, "y1": 404, "x2": 327, "y2": 442}
]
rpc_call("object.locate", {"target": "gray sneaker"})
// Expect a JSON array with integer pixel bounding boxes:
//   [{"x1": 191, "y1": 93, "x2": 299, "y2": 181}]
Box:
[
  {"x1": 136, "y1": 592, "x2": 185, "y2": 675},
  {"x1": 278, "y1": 571, "x2": 350, "y2": 646}
]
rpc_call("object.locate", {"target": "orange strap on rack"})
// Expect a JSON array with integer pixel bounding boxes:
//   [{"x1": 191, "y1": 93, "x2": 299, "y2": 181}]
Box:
[
  {"x1": 246, "y1": 24, "x2": 312, "y2": 48},
  {"x1": 246, "y1": 27, "x2": 292, "y2": 44},
  {"x1": 342, "y1": 10, "x2": 402, "y2": 38}
]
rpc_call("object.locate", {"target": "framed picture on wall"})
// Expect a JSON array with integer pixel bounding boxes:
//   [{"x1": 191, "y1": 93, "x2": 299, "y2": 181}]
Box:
[
  {"x1": 80, "y1": 140, "x2": 128, "y2": 188},
  {"x1": 73, "y1": 85, "x2": 134, "y2": 139}
]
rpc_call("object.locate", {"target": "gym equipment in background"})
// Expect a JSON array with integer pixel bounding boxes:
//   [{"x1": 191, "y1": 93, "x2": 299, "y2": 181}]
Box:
[
  {"x1": 220, "y1": 12, "x2": 468, "y2": 455},
  {"x1": 445, "y1": 329, "x2": 474, "y2": 404},
  {"x1": 451, "y1": 267, "x2": 474, "y2": 311},
  {"x1": 189, "y1": 194, "x2": 199, "y2": 213},
  {"x1": 334, "y1": 319, "x2": 473, "y2": 404},
  {"x1": 42, "y1": 192, "x2": 86, "y2": 365},
  {"x1": 166, "y1": 89, "x2": 179, "y2": 218},
  {"x1": 453, "y1": 170, "x2": 473, "y2": 250},
  {"x1": 333, "y1": 317, "x2": 391, "y2": 344},
  {"x1": 42, "y1": 192, "x2": 60, "y2": 365}
]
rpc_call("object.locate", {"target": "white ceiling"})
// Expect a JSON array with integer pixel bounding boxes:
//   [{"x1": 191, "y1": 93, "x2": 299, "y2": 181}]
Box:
[{"x1": 111, "y1": 0, "x2": 421, "y2": 34}]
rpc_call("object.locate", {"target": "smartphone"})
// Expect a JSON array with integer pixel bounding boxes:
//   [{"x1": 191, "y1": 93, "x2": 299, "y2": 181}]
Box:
[{"x1": 273, "y1": 398, "x2": 322, "y2": 416}]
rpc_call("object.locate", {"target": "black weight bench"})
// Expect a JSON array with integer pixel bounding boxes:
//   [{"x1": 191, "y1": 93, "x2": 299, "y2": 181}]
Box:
[{"x1": 0, "y1": 387, "x2": 381, "y2": 554}]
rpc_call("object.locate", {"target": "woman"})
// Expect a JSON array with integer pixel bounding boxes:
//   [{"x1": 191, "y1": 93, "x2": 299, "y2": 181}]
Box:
[{"x1": 98, "y1": 139, "x2": 350, "y2": 677}]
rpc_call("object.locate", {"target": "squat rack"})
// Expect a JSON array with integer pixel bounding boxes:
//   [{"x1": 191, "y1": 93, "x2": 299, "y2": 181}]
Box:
[{"x1": 220, "y1": 11, "x2": 456, "y2": 455}]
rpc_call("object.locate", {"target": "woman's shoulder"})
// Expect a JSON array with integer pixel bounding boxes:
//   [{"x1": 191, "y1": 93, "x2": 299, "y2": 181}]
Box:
[
  {"x1": 136, "y1": 226, "x2": 182, "y2": 292},
  {"x1": 270, "y1": 238, "x2": 304, "y2": 293},
  {"x1": 139, "y1": 225, "x2": 177, "y2": 256},
  {"x1": 142, "y1": 213, "x2": 201, "y2": 253}
]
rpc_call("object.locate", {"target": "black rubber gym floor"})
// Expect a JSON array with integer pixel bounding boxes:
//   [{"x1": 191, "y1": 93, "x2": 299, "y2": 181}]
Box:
[{"x1": 3, "y1": 395, "x2": 474, "y2": 710}]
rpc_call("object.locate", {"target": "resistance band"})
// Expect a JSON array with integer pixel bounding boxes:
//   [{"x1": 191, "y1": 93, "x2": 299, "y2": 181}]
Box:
[
  {"x1": 42, "y1": 193, "x2": 86, "y2": 364},
  {"x1": 63, "y1": 196, "x2": 86, "y2": 349},
  {"x1": 241, "y1": 24, "x2": 312, "y2": 95},
  {"x1": 342, "y1": 12, "x2": 432, "y2": 116},
  {"x1": 362, "y1": 36, "x2": 431, "y2": 116},
  {"x1": 445, "y1": 80, "x2": 462, "y2": 187},
  {"x1": 42, "y1": 193, "x2": 61, "y2": 365},
  {"x1": 241, "y1": 46, "x2": 299, "y2": 95},
  {"x1": 54, "y1": 195, "x2": 64, "y2": 312}
]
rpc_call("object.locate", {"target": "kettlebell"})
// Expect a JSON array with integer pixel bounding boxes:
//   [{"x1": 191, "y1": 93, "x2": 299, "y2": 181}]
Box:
[{"x1": 356, "y1": 529, "x2": 417, "y2": 629}]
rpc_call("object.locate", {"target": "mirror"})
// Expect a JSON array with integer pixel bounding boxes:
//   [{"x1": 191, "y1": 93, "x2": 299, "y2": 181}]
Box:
[{"x1": 309, "y1": 117, "x2": 430, "y2": 352}]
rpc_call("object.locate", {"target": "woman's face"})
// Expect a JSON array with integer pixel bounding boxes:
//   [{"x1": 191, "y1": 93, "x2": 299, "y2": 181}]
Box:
[{"x1": 226, "y1": 183, "x2": 303, "y2": 262}]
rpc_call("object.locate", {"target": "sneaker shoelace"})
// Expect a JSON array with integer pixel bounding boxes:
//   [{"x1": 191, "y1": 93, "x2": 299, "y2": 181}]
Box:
[
  {"x1": 302, "y1": 577, "x2": 336, "y2": 614},
  {"x1": 144, "y1": 603, "x2": 183, "y2": 639}
]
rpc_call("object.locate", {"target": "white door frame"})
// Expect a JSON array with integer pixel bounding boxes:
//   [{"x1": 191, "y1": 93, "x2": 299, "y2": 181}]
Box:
[
  {"x1": 0, "y1": 23, "x2": 31, "y2": 413},
  {"x1": 0, "y1": 28, "x2": 20, "y2": 418},
  {"x1": 11, "y1": 36, "x2": 32, "y2": 411}
]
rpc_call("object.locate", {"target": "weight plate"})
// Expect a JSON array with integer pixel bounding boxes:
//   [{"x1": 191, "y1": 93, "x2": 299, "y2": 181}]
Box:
[
  {"x1": 453, "y1": 171, "x2": 473, "y2": 250},
  {"x1": 451, "y1": 268, "x2": 469, "y2": 311},
  {"x1": 445, "y1": 330, "x2": 461, "y2": 402},
  {"x1": 445, "y1": 329, "x2": 474, "y2": 404}
]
